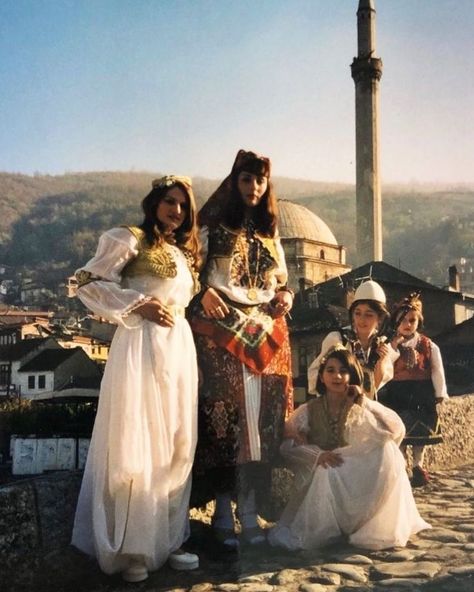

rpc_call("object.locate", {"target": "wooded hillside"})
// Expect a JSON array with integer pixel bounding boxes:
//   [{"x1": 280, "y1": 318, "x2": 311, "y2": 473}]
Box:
[{"x1": 1, "y1": 171, "x2": 473, "y2": 289}]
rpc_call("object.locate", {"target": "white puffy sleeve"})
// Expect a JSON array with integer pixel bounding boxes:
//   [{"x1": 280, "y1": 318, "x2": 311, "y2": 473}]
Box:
[
  {"x1": 307, "y1": 331, "x2": 343, "y2": 394},
  {"x1": 363, "y1": 398, "x2": 406, "y2": 446},
  {"x1": 431, "y1": 341, "x2": 449, "y2": 399},
  {"x1": 374, "y1": 350, "x2": 395, "y2": 390},
  {"x1": 280, "y1": 403, "x2": 322, "y2": 469},
  {"x1": 75, "y1": 227, "x2": 148, "y2": 328},
  {"x1": 273, "y1": 234, "x2": 288, "y2": 287}
]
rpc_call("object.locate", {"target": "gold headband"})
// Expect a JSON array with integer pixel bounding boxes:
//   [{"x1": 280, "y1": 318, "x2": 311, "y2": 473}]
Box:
[{"x1": 152, "y1": 175, "x2": 192, "y2": 189}]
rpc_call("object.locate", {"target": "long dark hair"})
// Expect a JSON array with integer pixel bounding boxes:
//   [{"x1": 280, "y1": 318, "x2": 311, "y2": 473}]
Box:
[
  {"x1": 316, "y1": 348, "x2": 364, "y2": 395},
  {"x1": 224, "y1": 172, "x2": 278, "y2": 237},
  {"x1": 139, "y1": 181, "x2": 201, "y2": 266}
]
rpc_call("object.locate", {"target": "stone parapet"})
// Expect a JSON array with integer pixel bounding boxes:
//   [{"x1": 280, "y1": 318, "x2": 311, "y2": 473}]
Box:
[
  {"x1": 0, "y1": 395, "x2": 472, "y2": 562},
  {"x1": 422, "y1": 393, "x2": 474, "y2": 471}
]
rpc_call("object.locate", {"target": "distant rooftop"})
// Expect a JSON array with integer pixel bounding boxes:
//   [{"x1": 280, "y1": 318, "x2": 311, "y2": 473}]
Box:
[
  {"x1": 0, "y1": 338, "x2": 55, "y2": 361},
  {"x1": 333, "y1": 261, "x2": 442, "y2": 291},
  {"x1": 19, "y1": 348, "x2": 78, "y2": 372}
]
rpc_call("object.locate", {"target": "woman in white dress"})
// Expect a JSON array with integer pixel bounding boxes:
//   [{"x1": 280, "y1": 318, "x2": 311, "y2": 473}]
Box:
[
  {"x1": 71, "y1": 175, "x2": 201, "y2": 582},
  {"x1": 269, "y1": 346, "x2": 430, "y2": 551}
]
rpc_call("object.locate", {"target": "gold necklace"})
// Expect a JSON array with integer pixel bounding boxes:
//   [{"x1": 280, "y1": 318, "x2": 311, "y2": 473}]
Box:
[
  {"x1": 324, "y1": 395, "x2": 346, "y2": 422},
  {"x1": 243, "y1": 229, "x2": 261, "y2": 301}
]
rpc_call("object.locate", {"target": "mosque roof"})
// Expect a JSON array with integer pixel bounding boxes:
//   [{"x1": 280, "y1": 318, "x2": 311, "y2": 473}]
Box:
[{"x1": 277, "y1": 199, "x2": 338, "y2": 246}]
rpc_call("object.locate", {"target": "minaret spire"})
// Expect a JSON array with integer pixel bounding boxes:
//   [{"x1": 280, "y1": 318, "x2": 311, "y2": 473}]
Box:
[{"x1": 351, "y1": 0, "x2": 383, "y2": 263}]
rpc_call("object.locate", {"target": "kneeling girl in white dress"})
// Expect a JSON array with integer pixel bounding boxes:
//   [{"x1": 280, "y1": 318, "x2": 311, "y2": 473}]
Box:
[{"x1": 269, "y1": 346, "x2": 430, "y2": 551}]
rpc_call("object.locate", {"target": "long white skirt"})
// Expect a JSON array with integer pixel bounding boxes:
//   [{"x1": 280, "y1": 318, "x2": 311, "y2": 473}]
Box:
[
  {"x1": 72, "y1": 318, "x2": 198, "y2": 574},
  {"x1": 269, "y1": 406, "x2": 430, "y2": 551}
]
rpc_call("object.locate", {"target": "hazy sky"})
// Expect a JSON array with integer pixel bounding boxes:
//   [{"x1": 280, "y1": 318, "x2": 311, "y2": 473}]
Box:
[{"x1": 1, "y1": 0, "x2": 473, "y2": 184}]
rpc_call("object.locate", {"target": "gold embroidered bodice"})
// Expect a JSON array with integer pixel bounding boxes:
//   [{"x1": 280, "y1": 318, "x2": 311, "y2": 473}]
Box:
[
  {"x1": 307, "y1": 397, "x2": 350, "y2": 450},
  {"x1": 76, "y1": 226, "x2": 200, "y2": 293},
  {"x1": 122, "y1": 226, "x2": 200, "y2": 293},
  {"x1": 121, "y1": 226, "x2": 177, "y2": 279},
  {"x1": 208, "y1": 223, "x2": 280, "y2": 262},
  {"x1": 205, "y1": 223, "x2": 281, "y2": 290}
]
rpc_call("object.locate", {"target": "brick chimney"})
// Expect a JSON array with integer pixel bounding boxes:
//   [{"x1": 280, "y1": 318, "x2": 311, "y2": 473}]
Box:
[{"x1": 448, "y1": 265, "x2": 460, "y2": 292}]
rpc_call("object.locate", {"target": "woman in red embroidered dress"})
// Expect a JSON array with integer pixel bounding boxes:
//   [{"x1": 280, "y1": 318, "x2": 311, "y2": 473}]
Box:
[
  {"x1": 191, "y1": 150, "x2": 294, "y2": 549},
  {"x1": 379, "y1": 293, "x2": 448, "y2": 487}
]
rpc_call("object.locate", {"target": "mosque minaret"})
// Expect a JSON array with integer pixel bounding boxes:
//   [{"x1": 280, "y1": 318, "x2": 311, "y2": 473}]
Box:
[{"x1": 351, "y1": 0, "x2": 383, "y2": 263}]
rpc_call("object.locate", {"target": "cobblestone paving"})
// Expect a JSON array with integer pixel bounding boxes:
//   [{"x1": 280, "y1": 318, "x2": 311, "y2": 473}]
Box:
[{"x1": 3, "y1": 465, "x2": 474, "y2": 592}]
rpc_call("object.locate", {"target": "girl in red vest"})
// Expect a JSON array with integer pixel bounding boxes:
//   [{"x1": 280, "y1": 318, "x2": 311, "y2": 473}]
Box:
[{"x1": 380, "y1": 293, "x2": 448, "y2": 487}]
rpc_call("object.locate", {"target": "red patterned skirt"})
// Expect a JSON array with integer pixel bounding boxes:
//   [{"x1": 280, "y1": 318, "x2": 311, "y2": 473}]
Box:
[{"x1": 191, "y1": 302, "x2": 293, "y2": 471}]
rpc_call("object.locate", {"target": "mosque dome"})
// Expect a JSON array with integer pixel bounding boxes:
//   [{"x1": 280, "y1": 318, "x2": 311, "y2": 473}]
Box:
[{"x1": 277, "y1": 199, "x2": 338, "y2": 246}]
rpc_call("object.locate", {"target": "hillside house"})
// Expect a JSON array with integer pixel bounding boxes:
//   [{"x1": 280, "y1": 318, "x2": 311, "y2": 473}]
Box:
[
  {"x1": 20, "y1": 278, "x2": 56, "y2": 307},
  {"x1": 0, "y1": 309, "x2": 54, "y2": 343},
  {"x1": 57, "y1": 334, "x2": 109, "y2": 365},
  {"x1": 0, "y1": 337, "x2": 61, "y2": 397},
  {"x1": 17, "y1": 347, "x2": 102, "y2": 400}
]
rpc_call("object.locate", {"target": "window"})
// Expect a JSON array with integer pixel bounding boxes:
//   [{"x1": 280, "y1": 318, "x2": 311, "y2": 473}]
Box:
[
  {"x1": 308, "y1": 291, "x2": 319, "y2": 309},
  {"x1": 38, "y1": 375, "x2": 46, "y2": 389},
  {"x1": 28, "y1": 375, "x2": 35, "y2": 389},
  {"x1": 0, "y1": 363, "x2": 9, "y2": 385}
]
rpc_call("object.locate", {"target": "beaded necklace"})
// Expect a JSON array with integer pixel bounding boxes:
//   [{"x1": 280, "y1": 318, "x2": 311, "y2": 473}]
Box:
[{"x1": 242, "y1": 219, "x2": 261, "y2": 300}]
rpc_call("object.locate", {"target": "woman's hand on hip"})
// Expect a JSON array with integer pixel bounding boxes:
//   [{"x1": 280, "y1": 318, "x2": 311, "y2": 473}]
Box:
[
  {"x1": 201, "y1": 287, "x2": 230, "y2": 319},
  {"x1": 134, "y1": 298, "x2": 174, "y2": 327}
]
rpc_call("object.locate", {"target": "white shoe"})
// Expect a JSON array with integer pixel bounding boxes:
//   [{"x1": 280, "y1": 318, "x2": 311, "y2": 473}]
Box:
[
  {"x1": 122, "y1": 561, "x2": 148, "y2": 583},
  {"x1": 169, "y1": 549, "x2": 199, "y2": 571}
]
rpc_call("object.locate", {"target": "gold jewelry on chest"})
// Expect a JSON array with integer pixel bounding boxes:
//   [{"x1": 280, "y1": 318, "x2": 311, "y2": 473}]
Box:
[
  {"x1": 121, "y1": 226, "x2": 177, "y2": 279},
  {"x1": 208, "y1": 223, "x2": 279, "y2": 264},
  {"x1": 307, "y1": 397, "x2": 348, "y2": 449},
  {"x1": 241, "y1": 234, "x2": 261, "y2": 300}
]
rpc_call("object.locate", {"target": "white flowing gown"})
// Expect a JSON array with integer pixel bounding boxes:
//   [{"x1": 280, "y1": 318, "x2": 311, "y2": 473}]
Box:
[
  {"x1": 71, "y1": 228, "x2": 198, "y2": 574},
  {"x1": 269, "y1": 398, "x2": 430, "y2": 551}
]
